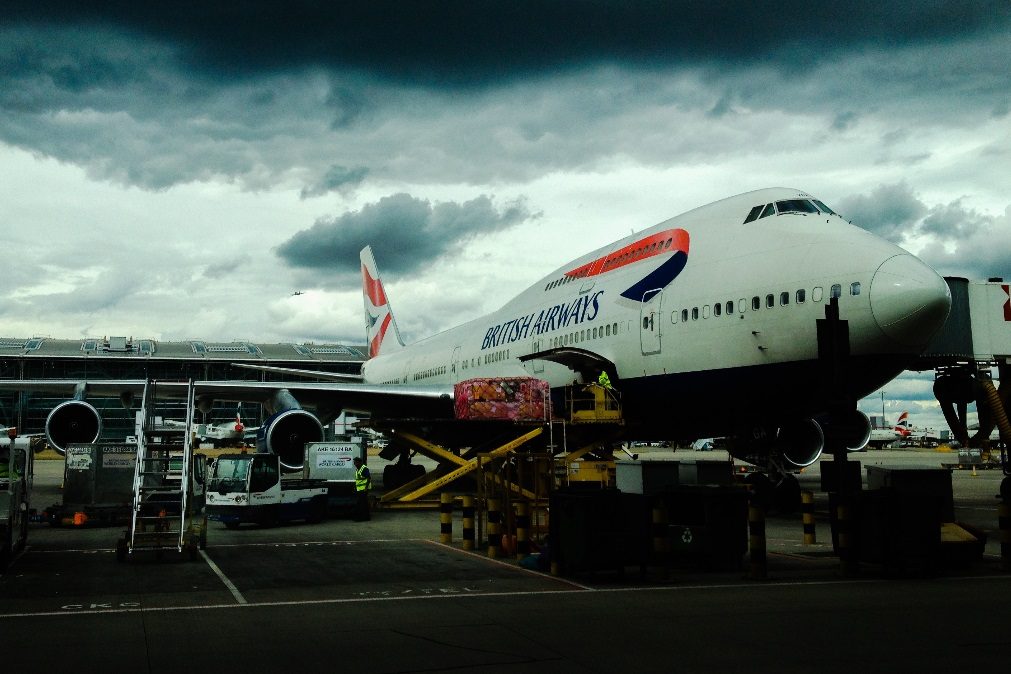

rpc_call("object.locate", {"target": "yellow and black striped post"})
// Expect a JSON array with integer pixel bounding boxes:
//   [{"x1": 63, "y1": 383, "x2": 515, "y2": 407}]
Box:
[
  {"x1": 652, "y1": 501, "x2": 669, "y2": 555},
  {"x1": 802, "y1": 490, "x2": 816, "y2": 545},
  {"x1": 462, "y1": 495, "x2": 475, "y2": 551},
  {"x1": 515, "y1": 501, "x2": 530, "y2": 559},
  {"x1": 748, "y1": 502, "x2": 767, "y2": 580},
  {"x1": 487, "y1": 498, "x2": 501, "y2": 558},
  {"x1": 439, "y1": 492, "x2": 453, "y2": 544},
  {"x1": 999, "y1": 500, "x2": 1010, "y2": 572}
]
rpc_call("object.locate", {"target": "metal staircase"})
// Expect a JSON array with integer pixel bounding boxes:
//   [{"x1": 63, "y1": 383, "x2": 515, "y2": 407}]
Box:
[{"x1": 117, "y1": 379, "x2": 204, "y2": 560}]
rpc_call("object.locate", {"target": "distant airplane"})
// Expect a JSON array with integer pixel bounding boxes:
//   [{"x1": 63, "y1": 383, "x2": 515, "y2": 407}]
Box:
[
  {"x1": 0, "y1": 188, "x2": 952, "y2": 505},
  {"x1": 160, "y1": 406, "x2": 259, "y2": 447},
  {"x1": 292, "y1": 291, "x2": 304, "y2": 296},
  {"x1": 893, "y1": 411, "x2": 941, "y2": 442}
]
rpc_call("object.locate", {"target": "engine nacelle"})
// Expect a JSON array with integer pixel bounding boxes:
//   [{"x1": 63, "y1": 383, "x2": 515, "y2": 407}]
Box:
[
  {"x1": 775, "y1": 418, "x2": 825, "y2": 468},
  {"x1": 256, "y1": 409, "x2": 324, "y2": 471},
  {"x1": 817, "y1": 409, "x2": 872, "y2": 452},
  {"x1": 45, "y1": 400, "x2": 102, "y2": 454}
]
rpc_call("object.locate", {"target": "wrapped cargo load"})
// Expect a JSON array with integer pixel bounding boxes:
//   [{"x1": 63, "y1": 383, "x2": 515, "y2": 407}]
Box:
[{"x1": 454, "y1": 377, "x2": 551, "y2": 421}]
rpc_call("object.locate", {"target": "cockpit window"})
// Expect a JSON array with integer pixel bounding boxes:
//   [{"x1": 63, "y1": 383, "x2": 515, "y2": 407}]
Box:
[
  {"x1": 743, "y1": 205, "x2": 764, "y2": 224},
  {"x1": 775, "y1": 199, "x2": 819, "y2": 215},
  {"x1": 758, "y1": 203, "x2": 775, "y2": 219},
  {"x1": 812, "y1": 199, "x2": 837, "y2": 215}
]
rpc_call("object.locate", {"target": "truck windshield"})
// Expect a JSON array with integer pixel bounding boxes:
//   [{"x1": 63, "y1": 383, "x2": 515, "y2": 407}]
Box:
[{"x1": 209, "y1": 457, "x2": 251, "y2": 492}]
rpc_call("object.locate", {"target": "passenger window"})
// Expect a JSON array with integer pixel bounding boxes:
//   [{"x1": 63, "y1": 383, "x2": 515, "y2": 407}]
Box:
[
  {"x1": 605, "y1": 324, "x2": 611, "y2": 336},
  {"x1": 796, "y1": 289, "x2": 806, "y2": 304},
  {"x1": 692, "y1": 307, "x2": 699, "y2": 320},
  {"x1": 813, "y1": 287, "x2": 824, "y2": 302},
  {"x1": 726, "y1": 301, "x2": 734, "y2": 315},
  {"x1": 738, "y1": 298, "x2": 747, "y2": 313},
  {"x1": 780, "y1": 291, "x2": 789, "y2": 306},
  {"x1": 612, "y1": 322, "x2": 618, "y2": 334},
  {"x1": 713, "y1": 303, "x2": 722, "y2": 317},
  {"x1": 850, "y1": 282, "x2": 861, "y2": 296},
  {"x1": 703, "y1": 305, "x2": 711, "y2": 319},
  {"x1": 830, "y1": 284, "x2": 842, "y2": 299},
  {"x1": 752, "y1": 296, "x2": 760, "y2": 311},
  {"x1": 681, "y1": 309, "x2": 689, "y2": 323},
  {"x1": 765, "y1": 294, "x2": 774, "y2": 308}
]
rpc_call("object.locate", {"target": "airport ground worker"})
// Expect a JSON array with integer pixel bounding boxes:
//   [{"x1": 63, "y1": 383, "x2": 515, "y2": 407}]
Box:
[
  {"x1": 353, "y1": 457, "x2": 372, "y2": 521},
  {"x1": 598, "y1": 370, "x2": 612, "y2": 389}
]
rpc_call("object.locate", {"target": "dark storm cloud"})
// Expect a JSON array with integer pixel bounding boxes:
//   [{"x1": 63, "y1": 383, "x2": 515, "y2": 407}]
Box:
[
  {"x1": 919, "y1": 199, "x2": 992, "y2": 239},
  {"x1": 837, "y1": 183, "x2": 927, "y2": 242},
  {"x1": 299, "y1": 165, "x2": 369, "y2": 200},
  {"x1": 6, "y1": 1, "x2": 1008, "y2": 85},
  {"x1": 276, "y1": 193, "x2": 536, "y2": 278}
]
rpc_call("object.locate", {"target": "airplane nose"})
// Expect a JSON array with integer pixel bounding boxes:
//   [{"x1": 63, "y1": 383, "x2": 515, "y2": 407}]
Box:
[{"x1": 869, "y1": 254, "x2": 951, "y2": 347}]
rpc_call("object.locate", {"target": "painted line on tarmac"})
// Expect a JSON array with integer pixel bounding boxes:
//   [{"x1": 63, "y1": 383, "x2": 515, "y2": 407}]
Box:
[
  {"x1": 199, "y1": 549, "x2": 247, "y2": 605},
  {"x1": 3, "y1": 574, "x2": 1011, "y2": 620},
  {"x1": 419, "y1": 539, "x2": 595, "y2": 591}
]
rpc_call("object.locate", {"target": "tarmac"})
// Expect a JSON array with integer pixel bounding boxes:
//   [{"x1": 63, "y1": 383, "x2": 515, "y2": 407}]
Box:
[{"x1": 2, "y1": 449, "x2": 1009, "y2": 673}]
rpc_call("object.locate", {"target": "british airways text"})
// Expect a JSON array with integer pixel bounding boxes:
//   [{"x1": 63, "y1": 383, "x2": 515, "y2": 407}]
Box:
[{"x1": 481, "y1": 291, "x2": 604, "y2": 350}]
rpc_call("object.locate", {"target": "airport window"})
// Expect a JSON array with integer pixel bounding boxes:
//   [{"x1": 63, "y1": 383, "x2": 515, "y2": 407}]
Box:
[
  {"x1": 743, "y1": 205, "x2": 764, "y2": 223},
  {"x1": 752, "y1": 296, "x2": 761, "y2": 311},
  {"x1": 703, "y1": 305, "x2": 711, "y2": 319},
  {"x1": 765, "y1": 294, "x2": 774, "y2": 308},
  {"x1": 759, "y1": 204, "x2": 775, "y2": 219},
  {"x1": 796, "y1": 289, "x2": 806, "y2": 304},
  {"x1": 726, "y1": 301, "x2": 734, "y2": 315},
  {"x1": 813, "y1": 286, "x2": 824, "y2": 302},
  {"x1": 813, "y1": 199, "x2": 836, "y2": 215},
  {"x1": 692, "y1": 307, "x2": 699, "y2": 320},
  {"x1": 775, "y1": 199, "x2": 819, "y2": 215},
  {"x1": 681, "y1": 309, "x2": 689, "y2": 323},
  {"x1": 780, "y1": 291, "x2": 789, "y2": 306},
  {"x1": 830, "y1": 284, "x2": 842, "y2": 299},
  {"x1": 850, "y1": 281, "x2": 861, "y2": 296},
  {"x1": 713, "y1": 303, "x2": 722, "y2": 317}
]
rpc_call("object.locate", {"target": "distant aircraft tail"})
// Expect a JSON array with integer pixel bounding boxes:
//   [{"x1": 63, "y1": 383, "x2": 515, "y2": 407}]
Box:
[
  {"x1": 360, "y1": 246, "x2": 405, "y2": 358},
  {"x1": 894, "y1": 411, "x2": 910, "y2": 436}
]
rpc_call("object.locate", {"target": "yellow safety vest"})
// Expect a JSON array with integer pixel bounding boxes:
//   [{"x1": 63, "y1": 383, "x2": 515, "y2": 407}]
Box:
[
  {"x1": 355, "y1": 464, "x2": 372, "y2": 492},
  {"x1": 598, "y1": 371, "x2": 611, "y2": 389}
]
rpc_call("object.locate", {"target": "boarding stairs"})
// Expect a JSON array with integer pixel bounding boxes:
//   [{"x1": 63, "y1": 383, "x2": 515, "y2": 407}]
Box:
[{"x1": 119, "y1": 379, "x2": 202, "y2": 560}]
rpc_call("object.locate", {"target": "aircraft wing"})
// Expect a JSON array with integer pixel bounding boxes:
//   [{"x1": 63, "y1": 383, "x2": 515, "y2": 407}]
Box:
[
  {"x1": 0, "y1": 378, "x2": 455, "y2": 419},
  {"x1": 229, "y1": 363, "x2": 363, "y2": 382}
]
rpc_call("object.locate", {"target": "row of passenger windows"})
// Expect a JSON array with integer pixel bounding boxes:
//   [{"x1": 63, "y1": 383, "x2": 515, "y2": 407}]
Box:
[
  {"x1": 601, "y1": 237, "x2": 675, "y2": 271},
  {"x1": 413, "y1": 365, "x2": 447, "y2": 382},
  {"x1": 742, "y1": 198, "x2": 837, "y2": 224},
  {"x1": 673, "y1": 282, "x2": 860, "y2": 323},
  {"x1": 549, "y1": 322, "x2": 620, "y2": 348}
]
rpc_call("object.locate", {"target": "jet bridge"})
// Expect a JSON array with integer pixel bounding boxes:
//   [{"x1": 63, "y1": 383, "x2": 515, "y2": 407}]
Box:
[{"x1": 916, "y1": 278, "x2": 1011, "y2": 490}]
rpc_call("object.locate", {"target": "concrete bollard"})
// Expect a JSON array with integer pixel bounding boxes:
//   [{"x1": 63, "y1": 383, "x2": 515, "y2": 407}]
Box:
[
  {"x1": 748, "y1": 503, "x2": 767, "y2": 580},
  {"x1": 836, "y1": 501, "x2": 858, "y2": 576},
  {"x1": 487, "y1": 498, "x2": 501, "y2": 558},
  {"x1": 652, "y1": 502, "x2": 669, "y2": 555},
  {"x1": 462, "y1": 495, "x2": 475, "y2": 551},
  {"x1": 439, "y1": 492, "x2": 453, "y2": 544},
  {"x1": 802, "y1": 490, "x2": 816, "y2": 545}
]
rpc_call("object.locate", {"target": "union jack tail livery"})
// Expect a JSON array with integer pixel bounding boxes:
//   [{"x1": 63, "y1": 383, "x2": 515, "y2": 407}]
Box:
[
  {"x1": 894, "y1": 411, "x2": 911, "y2": 437},
  {"x1": 360, "y1": 246, "x2": 405, "y2": 358}
]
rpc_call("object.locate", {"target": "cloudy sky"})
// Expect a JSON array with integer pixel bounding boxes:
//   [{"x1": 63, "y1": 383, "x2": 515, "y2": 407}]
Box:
[{"x1": 1, "y1": 2, "x2": 1008, "y2": 429}]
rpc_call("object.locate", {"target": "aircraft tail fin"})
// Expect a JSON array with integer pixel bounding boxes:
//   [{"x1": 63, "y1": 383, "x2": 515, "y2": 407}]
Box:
[
  {"x1": 360, "y1": 246, "x2": 405, "y2": 358},
  {"x1": 894, "y1": 411, "x2": 910, "y2": 436}
]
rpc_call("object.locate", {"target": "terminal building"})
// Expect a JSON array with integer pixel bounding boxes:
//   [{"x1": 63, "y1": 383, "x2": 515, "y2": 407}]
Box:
[{"x1": 0, "y1": 335, "x2": 367, "y2": 439}]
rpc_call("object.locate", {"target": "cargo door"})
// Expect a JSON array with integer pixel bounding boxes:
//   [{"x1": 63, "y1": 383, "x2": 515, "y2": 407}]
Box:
[{"x1": 639, "y1": 288, "x2": 662, "y2": 355}]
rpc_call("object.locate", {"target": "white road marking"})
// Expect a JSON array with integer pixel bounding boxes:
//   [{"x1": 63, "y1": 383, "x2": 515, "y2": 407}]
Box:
[{"x1": 199, "y1": 549, "x2": 247, "y2": 605}]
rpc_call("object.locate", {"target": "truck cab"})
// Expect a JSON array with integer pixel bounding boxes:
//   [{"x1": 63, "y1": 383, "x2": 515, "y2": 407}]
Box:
[{"x1": 206, "y1": 453, "x2": 327, "y2": 528}]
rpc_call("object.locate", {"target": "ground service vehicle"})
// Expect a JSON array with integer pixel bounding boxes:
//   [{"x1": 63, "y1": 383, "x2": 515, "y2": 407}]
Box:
[
  {"x1": 206, "y1": 453, "x2": 328, "y2": 528},
  {"x1": 1, "y1": 438, "x2": 33, "y2": 570}
]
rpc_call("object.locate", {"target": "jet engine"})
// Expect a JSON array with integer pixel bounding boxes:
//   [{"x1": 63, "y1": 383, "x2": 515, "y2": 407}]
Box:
[
  {"x1": 728, "y1": 410, "x2": 871, "y2": 472},
  {"x1": 257, "y1": 409, "x2": 324, "y2": 471},
  {"x1": 45, "y1": 400, "x2": 102, "y2": 454}
]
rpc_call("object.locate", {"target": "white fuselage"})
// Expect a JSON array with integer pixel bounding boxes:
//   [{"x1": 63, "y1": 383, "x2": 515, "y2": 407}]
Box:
[{"x1": 360, "y1": 188, "x2": 950, "y2": 439}]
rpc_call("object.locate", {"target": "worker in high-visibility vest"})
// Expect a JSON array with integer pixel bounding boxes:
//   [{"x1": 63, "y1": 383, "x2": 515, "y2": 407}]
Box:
[
  {"x1": 353, "y1": 456, "x2": 372, "y2": 521},
  {"x1": 598, "y1": 370, "x2": 612, "y2": 389}
]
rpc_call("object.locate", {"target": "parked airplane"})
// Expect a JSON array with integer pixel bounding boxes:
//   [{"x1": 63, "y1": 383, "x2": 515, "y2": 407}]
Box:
[
  {"x1": 160, "y1": 406, "x2": 259, "y2": 447},
  {"x1": 893, "y1": 411, "x2": 942, "y2": 443},
  {"x1": 0, "y1": 188, "x2": 952, "y2": 503}
]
